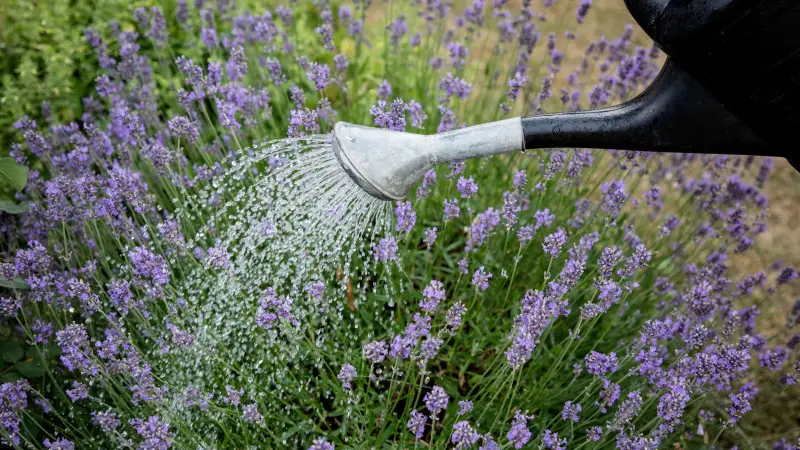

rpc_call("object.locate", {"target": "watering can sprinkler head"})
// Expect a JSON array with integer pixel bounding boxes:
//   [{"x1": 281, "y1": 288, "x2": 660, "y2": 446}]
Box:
[{"x1": 333, "y1": 0, "x2": 800, "y2": 201}]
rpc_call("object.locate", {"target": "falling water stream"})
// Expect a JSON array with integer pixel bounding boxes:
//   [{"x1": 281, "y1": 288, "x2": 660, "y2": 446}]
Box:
[{"x1": 156, "y1": 135, "x2": 393, "y2": 434}]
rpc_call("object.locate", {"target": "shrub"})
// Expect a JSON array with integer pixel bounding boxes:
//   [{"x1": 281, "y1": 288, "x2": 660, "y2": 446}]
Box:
[{"x1": 1, "y1": 1, "x2": 798, "y2": 449}]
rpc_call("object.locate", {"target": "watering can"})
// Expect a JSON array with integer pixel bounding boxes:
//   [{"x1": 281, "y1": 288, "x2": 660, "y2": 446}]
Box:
[{"x1": 331, "y1": 0, "x2": 800, "y2": 201}]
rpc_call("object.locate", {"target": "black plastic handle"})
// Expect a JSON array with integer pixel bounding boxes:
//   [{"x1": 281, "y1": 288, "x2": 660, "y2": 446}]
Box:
[{"x1": 522, "y1": 0, "x2": 799, "y2": 169}]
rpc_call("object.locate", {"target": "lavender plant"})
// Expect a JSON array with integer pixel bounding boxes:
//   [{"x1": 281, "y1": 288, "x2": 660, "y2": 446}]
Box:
[{"x1": 2, "y1": 0, "x2": 799, "y2": 449}]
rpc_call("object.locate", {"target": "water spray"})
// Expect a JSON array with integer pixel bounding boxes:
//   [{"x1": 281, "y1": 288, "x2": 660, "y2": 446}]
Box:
[{"x1": 333, "y1": 0, "x2": 799, "y2": 201}]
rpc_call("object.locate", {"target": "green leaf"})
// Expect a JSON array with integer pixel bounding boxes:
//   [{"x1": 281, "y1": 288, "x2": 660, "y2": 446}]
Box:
[
  {"x1": 0, "y1": 371, "x2": 23, "y2": 382},
  {"x1": 1, "y1": 341, "x2": 24, "y2": 363},
  {"x1": 0, "y1": 276, "x2": 29, "y2": 290},
  {"x1": 16, "y1": 356, "x2": 46, "y2": 378},
  {"x1": 0, "y1": 200, "x2": 28, "y2": 214},
  {"x1": 0, "y1": 157, "x2": 28, "y2": 191}
]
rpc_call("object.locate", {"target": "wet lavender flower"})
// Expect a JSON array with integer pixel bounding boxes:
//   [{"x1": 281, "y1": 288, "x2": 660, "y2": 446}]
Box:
[
  {"x1": 759, "y1": 346, "x2": 789, "y2": 371},
  {"x1": 130, "y1": 416, "x2": 172, "y2": 450},
  {"x1": 421, "y1": 280, "x2": 446, "y2": 312},
  {"x1": 587, "y1": 426, "x2": 603, "y2": 441},
  {"x1": 600, "y1": 178, "x2": 628, "y2": 217},
  {"x1": 91, "y1": 410, "x2": 120, "y2": 433},
  {"x1": 424, "y1": 385, "x2": 450, "y2": 419},
  {"x1": 576, "y1": 0, "x2": 592, "y2": 23},
  {"x1": 371, "y1": 99, "x2": 407, "y2": 131},
  {"x1": 66, "y1": 382, "x2": 89, "y2": 402},
  {"x1": 364, "y1": 340, "x2": 388, "y2": 363},
  {"x1": 457, "y1": 177, "x2": 479, "y2": 199},
  {"x1": 457, "y1": 400, "x2": 473, "y2": 416},
  {"x1": 43, "y1": 438, "x2": 75, "y2": 450},
  {"x1": 242, "y1": 403, "x2": 264, "y2": 425},
  {"x1": 542, "y1": 228, "x2": 567, "y2": 258},
  {"x1": 406, "y1": 100, "x2": 428, "y2": 129},
  {"x1": 584, "y1": 351, "x2": 618, "y2": 376},
  {"x1": 395, "y1": 201, "x2": 416, "y2": 233},
  {"x1": 443, "y1": 199, "x2": 461, "y2": 221},
  {"x1": 506, "y1": 410, "x2": 532, "y2": 449},
  {"x1": 446, "y1": 302, "x2": 467, "y2": 330},
  {"x1": 407, "y1": 410, "x2": 426, "y2": 439},
  {"x1": 472, "y1": 266, "x2": 492, "y2": 291},
  {"x1": 338, "y1": 364, "x2": 357, "y2": 390},
  {"x1": 309, "y1": 438, "x2": 334, "y2": 450},
  {"x1": 373, "y1": 236, "x2": 399, "y2": 262},
  {"x1": 377, "y1": 79, "x2": 392, "y2": 99},
  {"x1": 452, "y1": 421, "x2": 480, "y2": 449},
  {"x1": 541, "y1": 429, "x2": 566, "y2": 450},
  {"x1": 561, "y1": 401, "x2": 581, "y2": 422},
  {"x1": 424, "y1": 227, "x2": 438, "y2": 248}
]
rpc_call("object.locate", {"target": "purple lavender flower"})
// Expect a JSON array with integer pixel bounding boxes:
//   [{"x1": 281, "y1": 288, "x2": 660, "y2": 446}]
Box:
[
  {"x1": 288, "y1": 108, "x2": 319, "y2": 137},
  {"x1": 517, "y1": 225, "x2": 535, "y2": 244},
  {"x1": 377, "y1": 79, "x2": 392, "y2": 99},
  {"x1": 371, "y1": 99, "x2": 407, "y2": 131},
  {"x1": 91, "y1": 410, "x2": 120, "y2": 433},
  {"x1": 561, "y1": 400, "x2": 581, "y2": 422},
  {"x1": 600, "y1": 178, "x2": 628, "y2": 217},
  {"x1": 759, "y1": 346, "x2": 789, "y2": 371},
  {"x1": 457, "y1": 400, "x2": 473, "y2": 416},
  {"x1": 407, "y1": 410, "x2": 426, "y2": 439},
  {"x1": 395, "y1": 200, "x2": 416, "y2": 233},
  {"x1": 612, "y1": 391, "x2": 642, "y2": 430},
  {"x1": 364, "y1": 340, "x2": 388, "y2": 363},
  {"x1": 727, "y1": 392, "x2": 752, "y2": 423},
  {"x1": 388, "y1": 16, "x2": 407, "y2": 48},
  {"x1": 56, "y1": 324, "x2": 95, "y2": 374},
  {"x1": 444, "y1": 198, "x2": 461, "y2": 221},
  {"x1": 452, "y1": 421, "x2": 480, "y2": 449},
  {"x1": 421, "y1": 336, "x2": 443, "y2": 360},
  {"x1": 542, "y1": 429, "x2": 566, "y2": 450},
  {"x1": 424, "y1": 227, "x2": 438, "y2": 249},
  {"x1": 0, "y1": 380, "x2": 29, "y2": 445},
  {"x1": 223, "y1": 386, "x2": 243, "y2": 406},
  {"x1": 446, "y1": 302, "x2": 467, "y2": 331},
  {"x1": 534, "y1": 209, "x2": 555, "y2": 229},
  {"x1": 421, "y1": 280, "x2": 446, "y2": 312},
  {"x1": 448, "y1": 41, "x2": 469, "y2": 68},
  {"x1": 598, "y1": 246, "x2": 622, "y2": 278},
  {"x1": 472, "y1": 266, "x2": 492, "y2": 291},
  {"x1": 66, "y1": 381, "x2": 89, "y2": 402},
  {"x1": 43, "y1": 438, "x2": 75, "y2": 450},
  {"x1": 373, "y1": 236, "x2": 399, "y2": 263},
  {"x1": 657, "y1": 378, "x2": 690, "y2": 430},
  {"x1": 309, "y1": 438, "x2": 334, "y2": 450},
  {"x1": 587, "y1": 426, "x2": 603, "y2": 441},
  {"x1": 466, "y1": 208, "x2": 501, "y2": 251},
  {"x1": 338, "y1": 364, "x2": 357, "y2": 390},
  {"x1": 306, "y1": 62, "x2": 331, "y2": 91},
  {"x1": 777, "y1": 267, "x2": 798, "y2": 285},
  {"x1": 167, "y1": 116, "x2": 199, "y2": 143},
  {"x1": 206, "y1": 246, "x2": 231, "y2": 270},
  {"x1": 576, "y1": 0, "x2": 592, "y2": 23},
  {"x1": 130, "y1": 416, "x2": 173, "y2": 450},
  {"x1": 457, "y1": 177, "x2": 479, "y2": 199},
  {"x1": 424, "y1": 385, "x2": 450, "y2": 419},
  {"x1": 129, "y1": 246, "x2": 170, "y2": 287},
  {"x1": 584, "y1": 351, "x2": 619, "y2": 376},
  {"x1": 242, "y1": 403, "x2": 264, "y2": 425},
  {"x1": 542, "y1": 228, "x2": 567, "y2": 258},
  {"x1": 407, "y1": 99, "x2": 427, "y2": 128},
  {"x1": 506, "y1": 410, "x2": 532, "y2": 449}
]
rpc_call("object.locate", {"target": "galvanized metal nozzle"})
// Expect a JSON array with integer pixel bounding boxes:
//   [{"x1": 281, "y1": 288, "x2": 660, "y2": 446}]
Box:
[{"x1": 332, "y1": 118, "x2": 525, "y2": 201}]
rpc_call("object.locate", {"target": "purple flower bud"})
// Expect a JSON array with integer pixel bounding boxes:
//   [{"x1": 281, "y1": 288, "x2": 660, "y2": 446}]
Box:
[
  {"x1": 542, "y1": 228, "x2": 567, "y2": 258},
  {"x1": 472, "y1": 266, "x2": 492, "y2": 291},
  {"x1": 424, "y1": 385, "x2": 450, "y2": 419},
  {"x1": 338, "y1": 364, "x2": 357, "y2": 390},
  {"x1": 407, "y1": 410, "x2": 426, "y2": 439}
]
